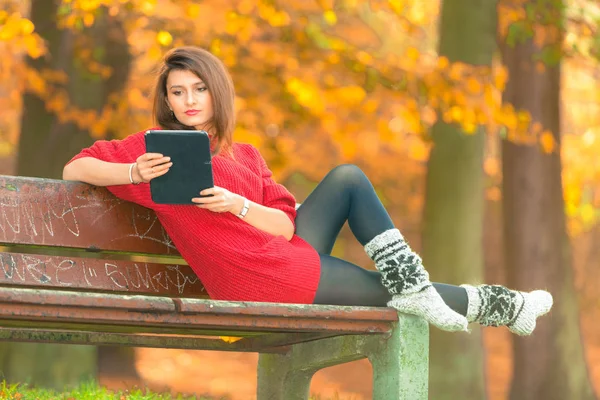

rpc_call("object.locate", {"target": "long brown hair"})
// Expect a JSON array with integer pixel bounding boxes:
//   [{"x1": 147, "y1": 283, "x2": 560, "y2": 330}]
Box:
[{"x1": 152, "y1": 46, "x2": 235, "y2": 156}]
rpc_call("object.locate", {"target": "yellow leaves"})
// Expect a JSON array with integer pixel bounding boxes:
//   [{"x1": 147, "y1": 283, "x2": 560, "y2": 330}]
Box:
[
  {"x1": 494, "y1": 103, "x2": 518, "y2": 130},
  {"x1": 186, "y1": 4, "x2": 201, "y2": 18},
  {"x1": 83, "y1": 13, "x2": 95, "y2": 27},
  {"x1": 437, "y1": 56, "x2": 449, "y2": 70},
  {"x1": 446, "y1": 106, "x2": 463, "y2": 123},
  {"x1": 258, "y1": 4, "x2": 290, "y2": 27},
  {"x1": 540, "y1": 130, "x2": 556, "y2": 153},
  {"x1": 562, "y1": 130, "x2": 600, "y2": 236},
  {"x1": 580, "y1": 203, "x2": 596, "y2": 226},
  {"x1": 22, "y1": 35, "x2": 45, "y2": 59},
  {"x1": 388, "y1": 0, "x2": 406, "y2": 16},
  {"x1": 461, "y1": 121, "x2": 478, "y2": 134},
  {"x1": 484, "y1": 158, "x2": 500, "y2": 176},
  {"x1": 26, "y1": 69, "x2": 46, "y2": 95},
  {"x1": 448, "y1": 62, "x2": 466, "y2": 81},
  {"x1": 78, "y1": 0, "x2": 101, "y2": 13},
  {"x1": 363, "y1": 98, "x2": 379, "y2": 114},
  {"x1": 0, "y1": 13, "x2": 41, "y2": 53},
  {"x1": 356, "y1": 51, "x2": 372, "y2": 65},
  {"x1": 148, "y1": 45, "x2": 162, "y2": 61},
  {"x1": 156, "y1": 31, "x2": 173, "y2": 47},
  {"x1": 323, "y1": 10, "x2": 337, "y2": 26},
  {"x1": 219, "y1": 336, "x2": 242, "y2": 343},
  {"x1": 286, "y1": 78, "x2": 325, "y2": 114},
  {"x1": 332, "y1": 86, "x2": 366, "y2": 107},
  {"x1": 341, "y1": 139, "x2": 357, "y2": 160},
  {"x1": 484, "y1": 86, "x2": 497, "y2": 108},
  {"x1": 20, "y1": 19, "x2": 35, "y2": 36},
  {"x1": 486, "y1": 187, "x2": 502, "y2": 202},
  {"x1": 388, "y1": 102, "x2": 425, "y2": 136},
  {"x1": 409, "y1": 140, "x2": 429, "y2": 162},
  {"x1": 420, "y1": 105, "x2": 437, "y2": 126},
  {"x1": 236, "y1": 0, "x2": 255, "y2": 15},
  {"x1": 388, "y1": 117, "x2": 403, "y2": 134},
  {"x1": 225, "y1": 12, "x2": 258, "y2": 43},
  {"x1": 140, "y1": 0, "x2": 157, "y2": 15},
  {"x1": 0, "y1": 141, "x2": 13, "y2": 157},
  {"x1": 466, "y1": 78, "x2": 482, "y2": 94},
  {"x1": 406, "y1": 46, "x2": 420, "y2": 61},
  {"x1": 494, "y1": 66, "x2": 509, "y2": 90}
]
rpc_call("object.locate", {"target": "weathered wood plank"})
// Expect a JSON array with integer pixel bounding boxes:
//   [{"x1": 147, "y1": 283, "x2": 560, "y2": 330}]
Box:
[
  {"x1": 0, "y1": 251, "x2": 205, "y2": 297},
  {"x1": 0, "y1": 176, "x2": 176, "y2": 254},
  {"x1": 0, "y1": 287, "x2": 397, "y2": 334},
  {"x1": 0, "y1": 328, "x2": 337, "y2": 353}
]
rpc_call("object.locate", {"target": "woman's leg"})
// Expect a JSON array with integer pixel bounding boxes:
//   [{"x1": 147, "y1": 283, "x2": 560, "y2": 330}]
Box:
[
  {"x1": 296, "y1": 165, "x2": 553, "y2": 335},
  {"x1": 313, "y1": 253, "x2": 468, "y2": 316},
  {"x1": 295, "y1": 165, "x2": 468, "y2": 331},
  {"x1": 294, "y1": 164, "x2": 395, "y2": 253}
]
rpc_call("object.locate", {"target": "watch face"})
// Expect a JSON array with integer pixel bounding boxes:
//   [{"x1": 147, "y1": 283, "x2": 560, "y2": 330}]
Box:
[{"x1": 239, "y1": 199, "x2": 249, "y2": 218}]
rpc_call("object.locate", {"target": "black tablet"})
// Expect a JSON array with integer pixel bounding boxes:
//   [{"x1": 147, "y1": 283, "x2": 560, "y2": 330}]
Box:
[{"x1": 144, "y1": 129, "x2": 214, "y2": 205}]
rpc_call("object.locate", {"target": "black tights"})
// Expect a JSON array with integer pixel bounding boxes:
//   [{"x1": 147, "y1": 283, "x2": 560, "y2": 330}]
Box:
[{"x1": 295, "y1": 165, "x2": 468, "y2": 316}]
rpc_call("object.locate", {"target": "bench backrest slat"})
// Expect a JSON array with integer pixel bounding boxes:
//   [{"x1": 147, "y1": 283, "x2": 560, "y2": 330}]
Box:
[
  {"x1": 0, "y1": 176, "x2": 177, "y2": 255},
  {"x1": 0, "y1": 251, "x2": 207, "y2": 297},
  {"x1": 0, "y1": 176, "x2": 214, "y2": 297}
]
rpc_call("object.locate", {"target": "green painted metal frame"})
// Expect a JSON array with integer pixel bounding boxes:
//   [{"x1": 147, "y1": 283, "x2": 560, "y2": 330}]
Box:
[{"x1": 258, "y1": 316, "x2": 429, "y2": 400}]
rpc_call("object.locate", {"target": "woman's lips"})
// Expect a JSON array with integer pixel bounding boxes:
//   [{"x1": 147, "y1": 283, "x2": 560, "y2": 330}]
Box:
[{"x1": 185, "y1": 110, "x2": 200, "y2": 116}]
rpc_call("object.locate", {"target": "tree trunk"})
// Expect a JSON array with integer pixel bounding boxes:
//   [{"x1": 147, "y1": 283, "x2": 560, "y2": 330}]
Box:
[
  {"x1": 501, "y1": 9, "x2": 597, "y2": 400},
  {"x1": 1, "y1": 0, "x2": 134, "y2": 388},
  {"x1": 17, "y1": 2, "x2": 130, "y2": 178},
  {"x1": 422, "y1": 1, "x2": 497, "y2": 399}
]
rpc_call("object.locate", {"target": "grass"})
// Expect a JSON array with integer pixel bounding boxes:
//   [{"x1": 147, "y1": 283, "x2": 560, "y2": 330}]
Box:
[
  {"x1": 0, "y1": 381, "x2": 218, "y2": 400},
  {"x1": 0, "y1": 381, "x2": 336, "y2": 400}
]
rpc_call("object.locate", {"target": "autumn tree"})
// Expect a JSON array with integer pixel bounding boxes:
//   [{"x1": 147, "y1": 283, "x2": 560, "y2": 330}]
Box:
[
  {"x1": 0, "y1": 0, "x2": 133, "y2": 388},
  {"x1": 499, "y1": 0, "x2": 596, "y2": 398},
  {"x1": 422, "y1": 0, "x2": 498, "y2": 398},
  {"x1": 3, "y1": 0, "x2": 600, "y2": 395}
]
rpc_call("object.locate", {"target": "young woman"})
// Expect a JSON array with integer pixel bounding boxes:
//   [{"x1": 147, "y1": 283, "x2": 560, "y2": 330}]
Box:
[{"x1": 63, "y1": 46, "x2": 552, "y2": 335}]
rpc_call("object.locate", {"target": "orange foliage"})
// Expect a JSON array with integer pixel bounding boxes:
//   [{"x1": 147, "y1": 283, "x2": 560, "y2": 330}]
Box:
[{"x1": 0, "y1": 0, "x2": 599, "y2": 230}]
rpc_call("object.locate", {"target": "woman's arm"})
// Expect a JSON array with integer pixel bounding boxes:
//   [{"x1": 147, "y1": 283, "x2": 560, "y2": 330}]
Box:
[
  {"x1": 231, "y1": 195, "x2": 295, "y2": 240},
  {"x1": 192, "y1": 187, "x2": 295, "y2": 240},
  {"x1": 63, "y1": 157, "x2": 135, "y2": 186},
  {"x1": 63, "y1": 154, "x2": 172, "y2": 186}
]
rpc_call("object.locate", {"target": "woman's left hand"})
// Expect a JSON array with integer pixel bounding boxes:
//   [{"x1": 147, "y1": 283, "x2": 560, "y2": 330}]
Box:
[{"x1": 191, "y1": 186, "x2": 242, "y2": 214}]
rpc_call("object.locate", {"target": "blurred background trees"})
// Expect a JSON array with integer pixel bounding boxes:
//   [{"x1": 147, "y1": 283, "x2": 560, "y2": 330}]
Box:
[{"x1": 0, "y1": 0, "x2": 599, "y2": 399}]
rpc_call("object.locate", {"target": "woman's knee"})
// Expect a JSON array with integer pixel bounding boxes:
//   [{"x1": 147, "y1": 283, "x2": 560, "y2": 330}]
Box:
[{"x1": 325, "y1": 164, "x2": 368, "y2": 187}]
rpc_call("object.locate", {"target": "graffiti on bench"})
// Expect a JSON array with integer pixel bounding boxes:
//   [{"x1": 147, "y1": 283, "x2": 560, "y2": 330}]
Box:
[
  {"x1": 0, "y1": 252, "x2": 204, "y2": 296},
  {"x1": 0, "y1": 179, "x2": 176, "y2": 254}
]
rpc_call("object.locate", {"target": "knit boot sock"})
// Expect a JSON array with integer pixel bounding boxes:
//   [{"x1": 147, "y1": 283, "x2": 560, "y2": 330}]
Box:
[
  {"x1": 365, "y1": 229, "x2": 468, "y2": 332},
  {"x1": 460, "y1": 284, "x2": 553, "y2": 336}
]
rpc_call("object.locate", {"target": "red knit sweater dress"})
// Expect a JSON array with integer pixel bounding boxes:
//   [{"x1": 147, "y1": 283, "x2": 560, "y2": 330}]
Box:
[{"x1": 67, "y1": 130, "x2": 322, "y2": 304}]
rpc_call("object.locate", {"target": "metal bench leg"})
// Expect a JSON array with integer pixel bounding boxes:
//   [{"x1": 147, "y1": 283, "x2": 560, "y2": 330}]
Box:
[{"x1": 257, "y1": 314, "x2": 429, "y2": 400}]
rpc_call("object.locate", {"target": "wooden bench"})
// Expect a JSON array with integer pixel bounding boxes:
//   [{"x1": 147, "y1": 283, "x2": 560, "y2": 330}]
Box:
[{"x1": 0, "y1": 175, "x2": 429, "y2": 399}]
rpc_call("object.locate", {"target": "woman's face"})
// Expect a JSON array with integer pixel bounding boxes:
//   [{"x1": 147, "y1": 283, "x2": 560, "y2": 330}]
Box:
[{"x1": 165, "y1": 69, "x2": 214, "y2": 131}]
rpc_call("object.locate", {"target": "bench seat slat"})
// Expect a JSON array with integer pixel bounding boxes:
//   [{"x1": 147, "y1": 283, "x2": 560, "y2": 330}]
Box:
[
  {"x1": 0, "y1": 286, "x2": 175, "y2": 312},
  {"x1": 0, "y1": 327, "x2": 338, "y2": 353},
  {"x1": 175, "y1": 298, "x2": 398, "y2": 322},
  {"x1": 0, "y1": 287, "x2": 397, "y2": 335}
]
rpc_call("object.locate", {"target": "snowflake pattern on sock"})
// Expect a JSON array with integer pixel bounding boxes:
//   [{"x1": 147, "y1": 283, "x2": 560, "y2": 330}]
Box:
[
  {"x1": 475, "y1": 285, "x2": 524, "y2": 327},
  {"x1": 365, "y1": 229, "x2": 429, "y2": 295},
  {"x1": 378, "y1": 251, "x2": 429, "y2": 295}
]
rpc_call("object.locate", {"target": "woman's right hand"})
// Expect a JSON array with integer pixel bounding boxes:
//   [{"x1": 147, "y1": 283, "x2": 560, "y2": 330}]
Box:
[{"x1": 132, "y1": 153, "x2": 172, "y2": 183}]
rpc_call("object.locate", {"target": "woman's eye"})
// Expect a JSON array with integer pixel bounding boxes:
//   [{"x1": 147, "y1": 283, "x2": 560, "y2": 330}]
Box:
[
  {"x1": 172, "y1": 91, "x2": 181, "y2": 96},
  {"x1": 197, "y1": 86, "x2": 207, "y2": 92}
]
